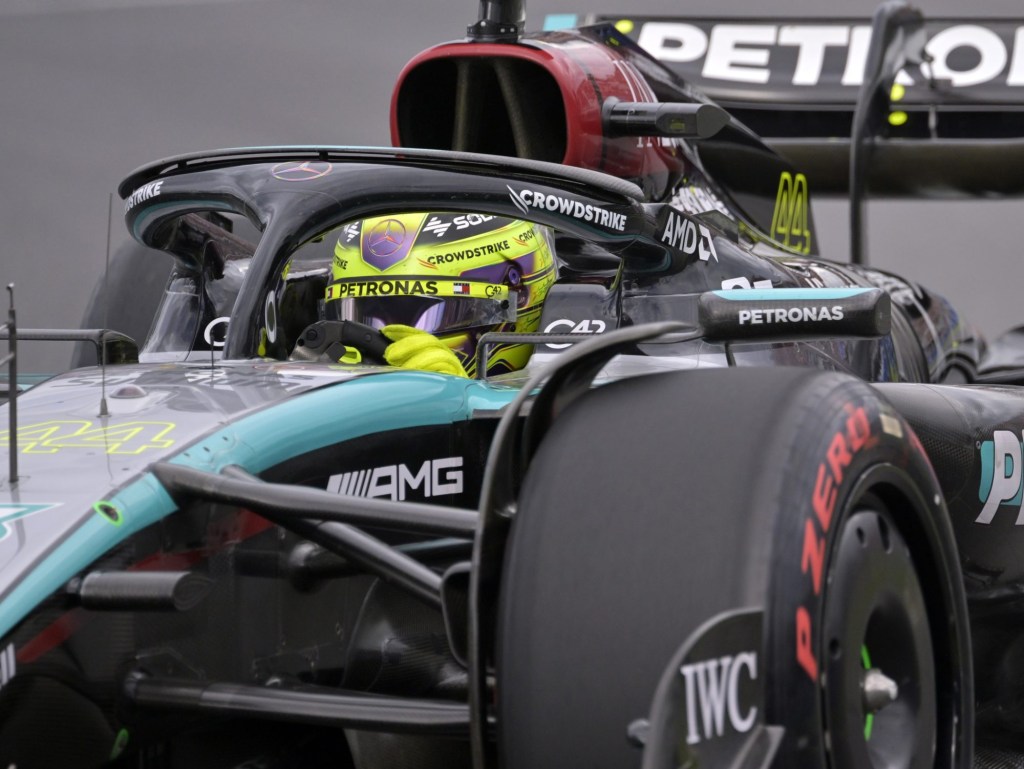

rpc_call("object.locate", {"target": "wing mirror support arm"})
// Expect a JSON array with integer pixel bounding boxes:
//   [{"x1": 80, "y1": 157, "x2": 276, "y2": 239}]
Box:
[{"x1": 603, "y1": 98, "x2": 730, "y2": 140}]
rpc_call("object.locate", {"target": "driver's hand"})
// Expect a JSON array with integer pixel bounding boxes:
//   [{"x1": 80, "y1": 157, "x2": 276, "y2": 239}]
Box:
[{"x1": 381, "y1": 325, "x2": 469, "y2": 378}]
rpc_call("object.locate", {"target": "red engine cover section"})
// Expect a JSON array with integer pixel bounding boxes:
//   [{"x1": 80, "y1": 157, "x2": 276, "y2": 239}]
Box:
[{"x1": 391, "y1": 30, "x2": 691, "y2": 201}]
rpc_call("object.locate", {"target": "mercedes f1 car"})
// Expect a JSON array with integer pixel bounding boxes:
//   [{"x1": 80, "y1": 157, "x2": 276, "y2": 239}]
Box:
[{"x1": 2, "y1": 1, "x2": 1023, "y2": 767}]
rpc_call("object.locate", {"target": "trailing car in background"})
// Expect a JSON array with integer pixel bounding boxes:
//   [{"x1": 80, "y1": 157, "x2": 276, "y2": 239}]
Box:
[{"x1": 3, "y1": 1, "x2": 1024, "y2": 768}]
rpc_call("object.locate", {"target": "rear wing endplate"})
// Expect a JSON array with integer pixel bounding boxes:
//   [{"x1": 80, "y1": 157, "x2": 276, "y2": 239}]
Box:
[{"x1": 546, "y1": 11, "x2": 1024, "y2": 197}]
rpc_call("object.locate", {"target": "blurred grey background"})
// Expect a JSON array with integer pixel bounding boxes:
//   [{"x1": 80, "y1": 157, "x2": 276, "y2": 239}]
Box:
[{"x1": 2, "y1": 0, "x2": 1021, "y2": 372}]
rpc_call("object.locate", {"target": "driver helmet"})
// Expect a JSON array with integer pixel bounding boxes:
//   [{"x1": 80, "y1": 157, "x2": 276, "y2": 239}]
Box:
[{"x1": 324, "y1": 212, "x2": 556, "y2": 376}]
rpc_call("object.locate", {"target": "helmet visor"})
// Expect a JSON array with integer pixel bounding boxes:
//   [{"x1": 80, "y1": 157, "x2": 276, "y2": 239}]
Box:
[
  {"x1": 329, "y1": 294, "x2": 516, "y2": 333},
  {"x1": 325, "y1": 278, "x2": 516, "y2": 333},
  {"x1": 328, "y1": 295, "x2": 515, "y2": 333}
]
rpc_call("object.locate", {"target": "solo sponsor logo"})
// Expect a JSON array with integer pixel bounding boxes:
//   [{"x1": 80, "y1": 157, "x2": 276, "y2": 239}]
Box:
[
  {"x1": 976, "y1": 430, "x2": 1024, "y2": 524},
  {"x1": 507, "y1": 186, "x2": 627, "y2": 232},
  {"x1": 661, "y1": 210, "x2": 718, "y2": 262},
  {"x1": 796, "y1": 405, "x2": 872, "y2": 682},
  {"x1": 450, "y1": 214, "x2": 494, "y2": 231},
  {"x1": 124, "y1": 180, "x2": 163, "y2": 212},
  {"x1": 327, "y1": 457, "x2": 464, "y2": 501},
  {"x1": 636, "y1": 22, "x2": 1024, "y2": 89},
  {"x1": 342, "y1": 222, "x2": 361, "y2": 242},
  {"x1": 738, "y1": 305, "x2": 843, "y2": 325},
  {"x1": 423, "y1": 213, "x2": 496, "y2": 238},
  {"x1": 423, "y1": 216, "x2": 452, "y2": 238},
  {"x1": 543, "y1": 318, "x2": 607, "y2": 349},
  {"x1": 680, "y1": 653, "x2": 758, "y2": 744}
]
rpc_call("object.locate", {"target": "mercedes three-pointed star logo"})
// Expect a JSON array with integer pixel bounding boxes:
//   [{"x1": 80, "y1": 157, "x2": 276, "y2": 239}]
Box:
[
  {"x1": 362, "y1": 218, "x2": 415, "y2": 270},
  {"x1": 271, "y1": 161, "x2": 333, "y2": 182},
  {"x1": 367, "y1": 219, "x2": 407, "y2": 258}
]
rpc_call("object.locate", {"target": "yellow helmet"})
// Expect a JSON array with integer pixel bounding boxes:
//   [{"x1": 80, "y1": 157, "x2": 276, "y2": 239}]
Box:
[{"x1": 324, "y1": 212, "x2": 556, "y2": 376}]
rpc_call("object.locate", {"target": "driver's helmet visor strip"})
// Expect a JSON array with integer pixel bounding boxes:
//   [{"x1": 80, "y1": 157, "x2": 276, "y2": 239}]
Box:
[{"x1": 325, "y1": 278, "x2": 516, "y2": 332}]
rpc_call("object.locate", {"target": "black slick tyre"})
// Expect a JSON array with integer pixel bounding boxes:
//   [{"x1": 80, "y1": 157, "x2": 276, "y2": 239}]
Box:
[{"x1": 495, "y1": 367, "x2": 971, "y2": 769}]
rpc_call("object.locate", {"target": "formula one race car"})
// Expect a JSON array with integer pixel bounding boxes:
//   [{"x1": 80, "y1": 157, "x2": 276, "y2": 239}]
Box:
[{"x1": 3, "y1": 1, "x2": 1024, "y2": 768}]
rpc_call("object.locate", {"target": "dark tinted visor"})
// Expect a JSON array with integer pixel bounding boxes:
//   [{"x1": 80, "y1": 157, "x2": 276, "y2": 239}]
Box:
[{"x1": 327, "y1": 295, "x2": 515, "y2": 333}]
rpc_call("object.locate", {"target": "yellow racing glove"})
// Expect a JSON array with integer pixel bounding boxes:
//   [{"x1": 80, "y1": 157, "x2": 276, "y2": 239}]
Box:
[{"x1": 381, "y1": 325, "x2": 469, "y2": 378}]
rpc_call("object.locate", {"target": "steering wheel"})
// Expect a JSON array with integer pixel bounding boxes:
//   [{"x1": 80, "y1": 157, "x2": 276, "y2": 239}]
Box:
[{"x1": 290, "y1": 320, "x2": 391, "y2": 364}]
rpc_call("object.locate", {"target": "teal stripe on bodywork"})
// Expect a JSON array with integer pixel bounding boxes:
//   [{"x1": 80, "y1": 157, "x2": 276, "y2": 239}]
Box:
[
  {"x1": 712, "y1": 288, "x2": 871, "y2": 301},
  {"x1": 131, "y1": 199, "x2": 234, "y2": 240},
  {"x1": 167, "y1": 371, "x2": 514, "y2": 474},
  {"x1": 543, "y1": 13, "x2": 578, "y2": 29},
  {"x1": 978, "y1": 438, "x2": 1023, "y2": 507},
  {"x1": 0, "y1": 475, "x2": 178, "y2": 640},
  {"x1": 0, "y1": 371, "x2": 516, "y2": 639}
]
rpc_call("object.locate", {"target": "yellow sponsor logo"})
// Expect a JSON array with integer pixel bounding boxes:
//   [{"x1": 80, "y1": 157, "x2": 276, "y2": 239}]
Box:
[
  {"x1": 326, "y1": 279, "x2": 508, "y2": 302},
  {"x1": 770, "y1": 172, "x2": 811, "y2": 255},
  {"x1": 327, "y1": 279, "x2": 440, "y2": 300}
]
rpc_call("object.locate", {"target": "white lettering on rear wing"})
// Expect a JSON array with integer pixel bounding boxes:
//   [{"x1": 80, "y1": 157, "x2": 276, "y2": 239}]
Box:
[{"x1": 544, "y1": 16, "x2": 1024, "y2": 102}]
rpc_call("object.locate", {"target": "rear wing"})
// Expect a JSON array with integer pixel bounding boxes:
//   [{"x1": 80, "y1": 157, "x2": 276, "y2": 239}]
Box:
[{"x1": 545, "y1": 12, "x2": 1024, "y2": 198}]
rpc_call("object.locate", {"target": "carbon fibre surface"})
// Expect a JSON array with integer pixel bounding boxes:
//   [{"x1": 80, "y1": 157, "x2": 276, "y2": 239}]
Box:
[{"x1": 976, "y1": 747, "x2": 1024, "y2": 769}]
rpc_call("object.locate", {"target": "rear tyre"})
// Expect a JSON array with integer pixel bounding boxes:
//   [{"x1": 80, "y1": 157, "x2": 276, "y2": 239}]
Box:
[{"x1": 495, "y1": 367, "x2": 971, "y2": 769}]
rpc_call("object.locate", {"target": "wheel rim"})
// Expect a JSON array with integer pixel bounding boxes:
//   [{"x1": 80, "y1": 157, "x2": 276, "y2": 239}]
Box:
[{"x1": 823, "y1": 508, "x2": 937, "y2": 769}]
